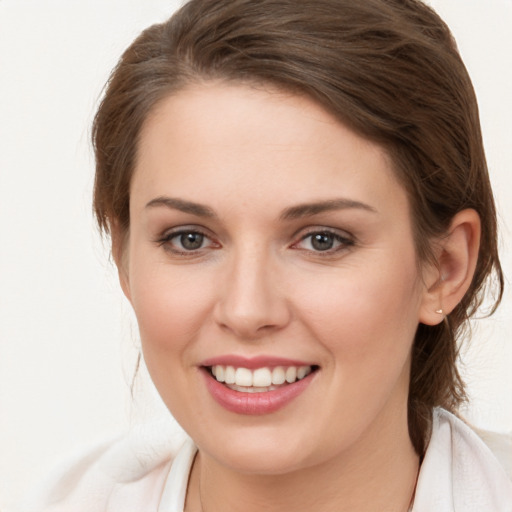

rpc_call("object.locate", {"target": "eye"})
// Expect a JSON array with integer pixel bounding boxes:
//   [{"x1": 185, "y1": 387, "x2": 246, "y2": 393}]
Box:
[
  {"x1": 293, "y1": 229, "x2": 354, "y2": 253},
  {"x1": 157, "y1": 228, "x2": 218, "y2": 254},
  {"x1": 177, "y1": 232, "x2": 206, "y2": 250}
]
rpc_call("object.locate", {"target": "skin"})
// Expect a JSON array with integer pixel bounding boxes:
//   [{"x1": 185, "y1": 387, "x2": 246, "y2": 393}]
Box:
[{"x1": 116, "y1": 83, "x2": 480, "y2": 512}]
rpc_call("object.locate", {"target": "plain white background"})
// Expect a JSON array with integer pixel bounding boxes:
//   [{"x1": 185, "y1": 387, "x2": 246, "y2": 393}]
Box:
[{"x1": 0, "y1": 0, "x2": 511, "y2": 507}]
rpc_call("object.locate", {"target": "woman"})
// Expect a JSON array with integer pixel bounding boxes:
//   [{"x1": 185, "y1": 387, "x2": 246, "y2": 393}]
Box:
[{"x1": 22, "y1": 0, "x2": 511, "y2": 510}]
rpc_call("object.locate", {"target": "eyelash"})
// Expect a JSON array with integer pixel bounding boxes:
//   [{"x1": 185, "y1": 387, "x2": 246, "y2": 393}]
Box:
[
  {"x1": 292, "y1": 229, "x2": 355, "y2": 255},
  {"x1": 156, "y1": 227, "x2": 218, "y2": 255},
  {"x1": 156, "y1": 227, "x2": 355, "y2": 256}
]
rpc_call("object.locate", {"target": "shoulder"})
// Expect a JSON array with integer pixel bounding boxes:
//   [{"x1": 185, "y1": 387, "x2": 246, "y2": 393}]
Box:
[
  {"x1": 19, "y1": 420, "x2": 189, "y2": 512},
  {"x1": 413, "y1": 408, "x2": 512, "y2": 511}
]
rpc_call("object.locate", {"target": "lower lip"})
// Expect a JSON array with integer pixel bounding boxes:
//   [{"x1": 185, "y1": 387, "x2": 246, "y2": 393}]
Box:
[{"x1": 202, "y1": 369, "x2": 315, "y2": 415}]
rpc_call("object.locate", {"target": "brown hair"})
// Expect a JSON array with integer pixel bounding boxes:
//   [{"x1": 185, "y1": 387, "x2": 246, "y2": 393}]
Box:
[{"x1": 92, "y1": 0, "x2": 503, "y2": 455}]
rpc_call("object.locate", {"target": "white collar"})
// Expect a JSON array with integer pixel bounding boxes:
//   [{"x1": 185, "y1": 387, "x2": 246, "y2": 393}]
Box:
[
  {"x1": 412, "y1": 408, "x2": 512, "y2": 511},
  {"x1": 158, "y1": 437, "x2": 197, "y2": 512}
]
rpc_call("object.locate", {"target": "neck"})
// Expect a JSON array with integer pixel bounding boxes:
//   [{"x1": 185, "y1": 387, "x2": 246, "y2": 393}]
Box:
[{"x1": 185, "y1": 405, "x2": 419, "y2": 512}]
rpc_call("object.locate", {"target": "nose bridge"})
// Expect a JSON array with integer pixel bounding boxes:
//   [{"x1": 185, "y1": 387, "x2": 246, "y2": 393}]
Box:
[{"x1": 215, "y1": 240, "x2": 289, "y2": 338}]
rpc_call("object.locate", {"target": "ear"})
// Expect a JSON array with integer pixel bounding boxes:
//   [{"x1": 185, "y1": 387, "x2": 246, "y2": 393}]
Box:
[
  {"x1": 111, "y1": 221, "x2": 132, "y2": 303},
  {"x1": 419, "y1": 209, "x2": 481, "y2": 325}
]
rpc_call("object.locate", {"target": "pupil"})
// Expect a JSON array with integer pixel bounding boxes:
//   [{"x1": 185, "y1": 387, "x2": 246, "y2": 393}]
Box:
[
  {"x1": 181, "y1": 232, "x2": 204, "y2": 250},
  {"x1": 312, "y1": 233, "x2": 334, "y2": 251}
]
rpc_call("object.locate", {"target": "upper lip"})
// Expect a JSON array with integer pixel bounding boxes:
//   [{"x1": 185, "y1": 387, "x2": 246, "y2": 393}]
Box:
[{"x1": 200, "y1": 355, "x2": 316, "y2": 369}]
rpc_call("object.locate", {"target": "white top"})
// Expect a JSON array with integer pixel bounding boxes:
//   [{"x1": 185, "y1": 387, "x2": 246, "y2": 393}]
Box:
[{"x1": 19, "y1": 409, "x2": 512, "y2": 512}]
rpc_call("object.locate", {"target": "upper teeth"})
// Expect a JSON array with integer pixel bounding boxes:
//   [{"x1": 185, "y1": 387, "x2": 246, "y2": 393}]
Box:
[{"x1": 211, "y1": 365, "x2": 312, "y2": 387}]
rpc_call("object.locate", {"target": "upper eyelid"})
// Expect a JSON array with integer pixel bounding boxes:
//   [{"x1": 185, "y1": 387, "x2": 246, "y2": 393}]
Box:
[
  {"x1": 296, "y1": 233, "x2": 354, "y2": 245},
  {"x1": 157, "y1": 225, "x2": 212, "y2": 240},
  {"x1": 292, "y1": 225, "x2": 354, "y2": 241}
]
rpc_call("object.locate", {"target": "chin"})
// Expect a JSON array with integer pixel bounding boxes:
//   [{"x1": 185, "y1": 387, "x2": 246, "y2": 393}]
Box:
[{"x1": 192, "y1": 420, "x2": 337, "y2": 476}]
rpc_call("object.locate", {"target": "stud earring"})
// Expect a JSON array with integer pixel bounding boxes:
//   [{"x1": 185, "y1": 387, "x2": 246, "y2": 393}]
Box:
[{"x1": 435, "y1": 309, "x2": 444, "y2": 315}]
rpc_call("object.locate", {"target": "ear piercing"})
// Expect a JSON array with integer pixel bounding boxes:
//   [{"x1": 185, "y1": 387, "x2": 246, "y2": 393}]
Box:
[{"x1": 435, "y1": 309, "x2": 444, "y2": 315}]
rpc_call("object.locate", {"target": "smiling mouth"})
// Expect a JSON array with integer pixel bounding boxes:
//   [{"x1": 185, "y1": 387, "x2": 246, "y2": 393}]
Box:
[{"x1": 206, "y1": 365, "x2": 319, "y2": 393}]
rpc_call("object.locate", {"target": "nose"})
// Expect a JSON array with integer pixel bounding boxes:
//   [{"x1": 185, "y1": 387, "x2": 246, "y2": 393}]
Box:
[{"x1": 213, "y1": 247, "x2": 291, "y2": 340}]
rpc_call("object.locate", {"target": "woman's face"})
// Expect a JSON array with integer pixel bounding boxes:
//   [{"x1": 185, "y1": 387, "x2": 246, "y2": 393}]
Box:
[{"x1": 122, "y1": 83, "x2": 432, "y2": 474}]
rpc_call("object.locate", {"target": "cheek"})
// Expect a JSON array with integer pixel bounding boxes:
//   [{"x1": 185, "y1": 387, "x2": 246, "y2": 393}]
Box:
[
  {"x1": 297, "y1": 255, "x2": 422, "y2": 371},
  {"x1": 128, "y1": 262, "x2": 217, "y2": 415},
  {"x1": 128, "y1": 256, "x2": 216, "y2": 356},
  {"x1": 292, "y1": 259, "x2": 421, "y2": 446}
]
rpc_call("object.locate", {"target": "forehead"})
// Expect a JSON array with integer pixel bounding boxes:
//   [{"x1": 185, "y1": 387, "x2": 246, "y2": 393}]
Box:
[{"x1": 132, "y1": 82, "x2": 408, "y2": 221}]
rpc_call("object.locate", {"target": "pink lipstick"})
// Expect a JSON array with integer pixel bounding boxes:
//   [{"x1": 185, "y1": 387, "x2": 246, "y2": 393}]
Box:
[{"x1": 200, "y1": 356, "x2": 318, "y2": 415}]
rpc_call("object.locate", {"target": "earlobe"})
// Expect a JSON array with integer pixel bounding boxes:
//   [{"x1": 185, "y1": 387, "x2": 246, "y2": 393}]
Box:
[
  {"x1": 111, "y1": 222, "x2": 132, "y2": 303},
  {"x1": 419, "y1": 209, "x2": 481, "y2": 326}
]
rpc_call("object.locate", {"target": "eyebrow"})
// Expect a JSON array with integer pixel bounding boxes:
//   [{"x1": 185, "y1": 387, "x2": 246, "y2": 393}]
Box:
[
  {"x1": 145, "y1": 196, "x2": 377, "y2": 220},
  {"x1": 145, "y1": 196, "x2": 217, "y2": 218},
  {"x1": 280, "y1": 198, "x2": 377, "y2": 220}
]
